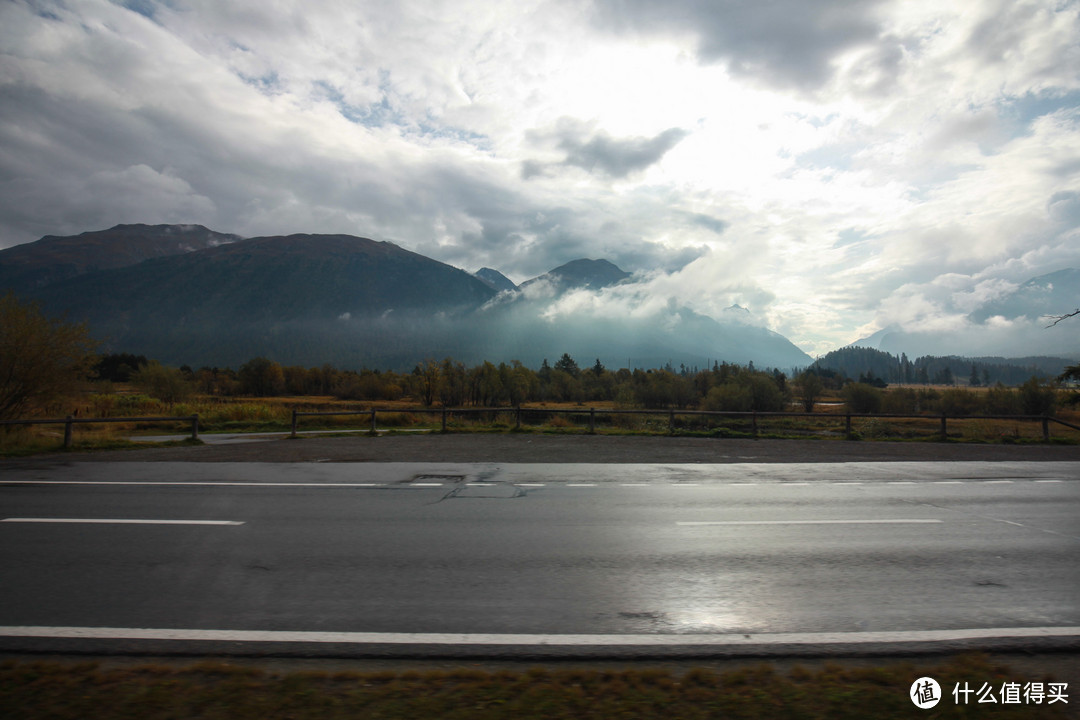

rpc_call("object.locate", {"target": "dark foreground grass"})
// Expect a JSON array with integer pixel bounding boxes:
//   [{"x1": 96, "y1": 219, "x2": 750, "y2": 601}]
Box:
[{"x1": 1, "y1": 655, "x2": 1072, "y2": 719}]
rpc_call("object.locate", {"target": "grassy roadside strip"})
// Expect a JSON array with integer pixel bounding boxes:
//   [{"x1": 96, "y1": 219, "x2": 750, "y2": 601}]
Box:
[
  {"x1": 0, "y1": 436, "x2": 202, "y2": 458},
  {"x1": 1, "y1": 654, "x2": 1072, "y2": 719}
]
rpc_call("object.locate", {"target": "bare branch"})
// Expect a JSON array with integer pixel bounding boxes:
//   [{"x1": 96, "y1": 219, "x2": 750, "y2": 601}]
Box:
[{"x1": 1044, "y1": 309, "x2": 1080, "y2": 328}]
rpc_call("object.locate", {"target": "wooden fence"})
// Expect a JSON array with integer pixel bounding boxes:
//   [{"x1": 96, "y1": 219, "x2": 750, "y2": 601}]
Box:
[
  {"x1": 5, "y1": 408, "x2": 1078, "y2": 450},
  {"x1": 0, "y1": 415, "x2": 199, "y2": 449},
  {"x1": 291, "y1": 407, "x2": 1080, "y2": 441}
]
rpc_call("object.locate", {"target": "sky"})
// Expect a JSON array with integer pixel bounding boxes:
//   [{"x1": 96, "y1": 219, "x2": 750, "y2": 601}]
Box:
[{"x1": 1, "y1": 0, "x2": 1078, "y2": 357}]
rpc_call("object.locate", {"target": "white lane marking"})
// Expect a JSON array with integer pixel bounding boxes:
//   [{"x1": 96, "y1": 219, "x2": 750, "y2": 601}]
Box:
[
  {"x1": 677, "y1": 519, "x2": 943, "y2": 526},
  {"x1": 0, "y1": 481, "x2": 383, "y2": 487},
  {"x1": 1, "y1": 518, "x2": 243, "y2": 526},
  {"x1": 1, "y1": 479, "x2": 1067, "y2": 490},
  {"x1": 2, "y1": 625, "x2": 1076, "y2": 647}
]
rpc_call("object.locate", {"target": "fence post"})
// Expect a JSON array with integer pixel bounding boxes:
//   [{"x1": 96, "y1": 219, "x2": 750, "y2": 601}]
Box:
[
  {"x1": 1042, "y1": 415, "x2": 1050, "y2": 442},
  {"x1": 515, "y1": 407, "x2": 521, "y2": 430},
  {"x1": 752, "y1": 411, "x2": 758, "y2": 437},
  {"x1": 291, "y1": 409, "x2": 298, "y2": 438},
  {"x1": 940, "y1": 414, "x2": 947, "y2": 441},
  {"x1": 370, "y1": 409, "x2": 377, "y2": 435},
  {"x1": 668, "y1": 410, "x2": 675, "y2": 434},
  {"x1": 589, "y1": 408, "x2": 595, "y2": 434},
  {"x1": 64, "y1": 415, "x2": 73, "y2": 449},
  {"x1": 845, "y1": 414, "x2": 852, "y2": 436},
  {"x1": 191, "y1": 413, "x2": 199, "y2": 442},
  {"x1": 441, "y1": 408, "x2": 447, "y2": 433}
]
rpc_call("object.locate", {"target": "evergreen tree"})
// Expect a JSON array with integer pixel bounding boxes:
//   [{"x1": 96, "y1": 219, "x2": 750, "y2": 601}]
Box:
[{"x1": 554, "y1": 353, "x2": 581, "y2": 377}]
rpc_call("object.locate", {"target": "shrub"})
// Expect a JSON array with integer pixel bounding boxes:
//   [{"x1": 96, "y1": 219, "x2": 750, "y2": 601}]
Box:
[
  {"x1": 131, "y1": 362, "x2": 194, "y2": 405},
  {"x1": 1019, "y1": 377, "x2": 1056, "y2": 415},
  {"x1": 939, "y1": 388, "x2": 980, "y2": 416},
  {"x1": 983, "y1": 383, "x2": 1021, "y2": 415},
  {"x1": 882, "y1": 388, "x2": 918, "y2": 414},
  {"x1": 704, "y1": 384, "x2": 752, "y2": 412},
  {"x1": 843, "y1": 382, "x2": 883, "y2": 414}
]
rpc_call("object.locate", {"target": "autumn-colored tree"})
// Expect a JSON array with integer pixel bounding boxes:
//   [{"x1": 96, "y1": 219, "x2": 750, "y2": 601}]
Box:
[
  {"x1": 0, "y1": 293, "x2": 97, "y2": 420},
  {"x1": 238, "y1": 357, "x2": 285, "y2": 396},
  {"x1": 132, "y1": 361, "x2": 194, "y2": 405}
]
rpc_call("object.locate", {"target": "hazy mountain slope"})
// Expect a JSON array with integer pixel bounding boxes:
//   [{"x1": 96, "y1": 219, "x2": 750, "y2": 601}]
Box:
[
  {"x1": 0, "y1": 223, "x2": 241, "y2": 294},
  {"x1": 12, "y1": 225, "x2": 814, "y2": 369},
  {"x1": 466, "y1": 288, "x2": 813, "y2": 371},
  {"x1": 23, "y1": 233, "x2": 497, "y2": 366}
]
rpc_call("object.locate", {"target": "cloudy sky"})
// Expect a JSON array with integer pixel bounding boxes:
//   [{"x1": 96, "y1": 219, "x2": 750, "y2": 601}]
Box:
[{"x1": 1, "y1": 0, "x2": 1078, "y2": 356}]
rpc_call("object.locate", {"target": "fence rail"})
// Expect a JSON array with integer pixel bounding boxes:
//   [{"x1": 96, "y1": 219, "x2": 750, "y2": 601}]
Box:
[
  {"x1": 0, "y1": 415, "x2": 199, "y2": 448},
  {"x1": 291, "y1": 407, "x2": 1080, "y2": 441},
  {"x1": 4, "y1": 408, "x2": 1077, "y2": 450}
]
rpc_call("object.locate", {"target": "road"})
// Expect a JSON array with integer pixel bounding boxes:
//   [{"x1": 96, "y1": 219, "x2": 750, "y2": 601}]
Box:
[{"x1": 1, "y1": 460, "x2": 1078, "y2": 656}]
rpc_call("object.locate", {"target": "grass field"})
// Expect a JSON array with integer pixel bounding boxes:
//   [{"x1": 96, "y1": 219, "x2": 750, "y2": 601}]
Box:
[
  {"x1": 3, "y1": 387, "x2": 1078, "y2": 455},
  {"x1": 1, "y1": 654, "x2": 1073, "y2": 719}
]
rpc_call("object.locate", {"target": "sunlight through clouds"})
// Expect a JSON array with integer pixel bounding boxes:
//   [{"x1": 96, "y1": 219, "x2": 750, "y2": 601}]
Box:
[{"x1": 0, "y1": 0, "x2": 1077, "y2": 357}]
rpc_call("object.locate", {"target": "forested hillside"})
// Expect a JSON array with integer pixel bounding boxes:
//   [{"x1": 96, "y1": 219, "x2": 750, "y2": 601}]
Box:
[{"x1": 813, "y1": 346, "x2": 1075, "y2": 386}]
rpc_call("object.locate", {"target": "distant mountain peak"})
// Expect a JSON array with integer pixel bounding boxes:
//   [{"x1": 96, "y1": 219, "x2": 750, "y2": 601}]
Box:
[
  {"x1": 0, "y1": 222, "x2": 243, "y2": 293},
  {"x1": 474, "y1": 267, "x2": 518, "y2": 293},
  {"x1": 521, "y1": 258, "x2": 630, "y2": 292}
]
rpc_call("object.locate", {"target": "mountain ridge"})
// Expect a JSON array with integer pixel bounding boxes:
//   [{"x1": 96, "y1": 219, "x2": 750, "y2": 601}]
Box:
[
  {"x1": 0, "y1": 224, "x2": 806, "y2": 369},
  {"x1": 0, "y1": 223, "x2": 241, "y2": 293}
]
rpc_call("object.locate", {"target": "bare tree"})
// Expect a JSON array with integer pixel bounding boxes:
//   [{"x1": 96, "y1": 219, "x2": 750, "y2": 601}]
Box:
[{"x1": 1045, "y1": 309, "x2": 1080, "y2": 327}]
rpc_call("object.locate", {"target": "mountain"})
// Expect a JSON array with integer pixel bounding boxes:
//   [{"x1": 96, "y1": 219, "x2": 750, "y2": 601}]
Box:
[
  {"x1": 474, "y1": 267, "x2": 517, "y2": 293},
  {"x1": 0, "y1": 223, "x2": 241, "y2": 294},
  {"x1": 3, "y1": 224, "x2": 813, "y2": 370},
  {"x1": 520, "y1": 258, "x2": 630, "y2": 293},
  {"x1": 17, "y1": 233, "x2": 497, "y2": 367}
]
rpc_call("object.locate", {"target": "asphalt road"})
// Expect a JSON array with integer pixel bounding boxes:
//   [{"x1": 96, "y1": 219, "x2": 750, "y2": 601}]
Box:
[{"x1": 1, "y1": 459, "x2": 1077, "y2": 657}]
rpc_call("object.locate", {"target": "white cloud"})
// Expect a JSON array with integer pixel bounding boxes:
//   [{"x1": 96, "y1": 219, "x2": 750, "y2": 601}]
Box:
[{"x1": 0, "y1": 0, "x2": 1078, "y2": 358}]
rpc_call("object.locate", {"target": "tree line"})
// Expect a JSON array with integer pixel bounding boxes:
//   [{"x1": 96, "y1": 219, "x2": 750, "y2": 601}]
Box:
[
  {"x1": 96, "y1": 352, "x2": 810, "y2": 412},
  {"x1": 2, "y1": 292, "x2": 1073, "y2": 422},
  {"x1": 814, "y1": 346, "x2": 1071, "y2": 387}
]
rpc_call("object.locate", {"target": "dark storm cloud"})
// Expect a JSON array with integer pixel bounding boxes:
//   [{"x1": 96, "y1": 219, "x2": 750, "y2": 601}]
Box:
[
  {"x1": 591, "y1": 0, "x2": 887, "y2": 90},
  {"x1": 687, "y1": 212, "x2": 728, "y2": 235},
  {"x1": 560, "y1": 126, "x2": 689, "y2": 177},
  {"x1": 525, "y1": 120, "x2": 689, "y2": 179}
]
